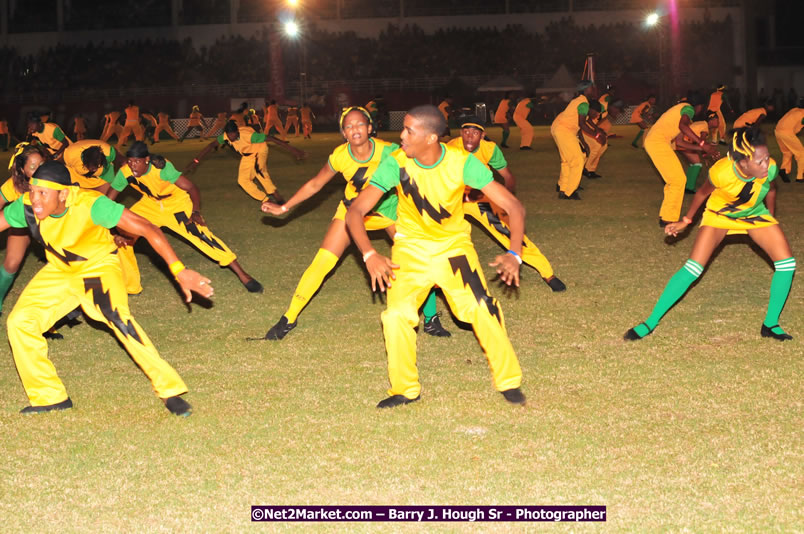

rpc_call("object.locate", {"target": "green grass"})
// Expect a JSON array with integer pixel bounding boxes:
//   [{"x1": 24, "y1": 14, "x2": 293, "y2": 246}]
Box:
[{"x1": 0, "y1": 126, "x2": 801, "y2": 532}]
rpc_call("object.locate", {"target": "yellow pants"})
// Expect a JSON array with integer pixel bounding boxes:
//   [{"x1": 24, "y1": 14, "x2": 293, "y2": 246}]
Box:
[
  {"x1": 709, "y1": 109, "x2": 726, "y2": 142},
  {"x1": 775, "y1": 130, "x2": 804, "y2": 181},
  {"x1": 238, "y1": 149, "x2": 277, "y2": 200},
  {"x1": 552, "y1": 126, "x2": 587, "y2": 195},
  {"x1": 381, "y1": 236, "x2": 522, "y2": 399},
  {"x1": 514, "y1": 116, "x2": 533, "y2": 147},
  {"x1": 101, "y1": 124, "x2": 123, "y2": 143},
  {"x1": 582, "y1": 132, "x2": 608, "y2": 172},
  {"x1": 117, "y1": 123, "x2": 145, "y2": 147},
  {"x1": 154, "y1": 124, "x2": 179, "y2": 142},
  {"x1": 203, "y1": 120, "x2": 226, "y2": 138},
  {"x1": 302, "y1": 120, "x2": 313, "y2": 137},
  {"x1": 463, "y1": 200, "x2": 554, "y2": 279},
  {"x1": 285, "y1": 117, "x2": 300, "y2": 137},
  {"x1": 645, "y1": 138, "x2": 685, "y2": 222},
  {"x1": 7, "y1": 254, "x2": 187, "y2": 407},
  {"x1": 267, "y1": 117, "x2": 286, "y2": 141},
  {"x1": 118, "y1": 196, "x2": 237, "y2": 291}
]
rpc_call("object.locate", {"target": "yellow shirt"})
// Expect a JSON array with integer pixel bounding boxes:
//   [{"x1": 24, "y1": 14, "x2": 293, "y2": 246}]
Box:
[
  {"x1": 438, "y1": 101, "x2": 450, "y2": 120},
  {"x1": 551, "y1": 95, "x2": 589, "y2": 133},
  {"x1": 217, "y1": 127, "x2": 267, "y2": 156},
  {"x1": 513, "y1": 98, "x2": 532, "y2": 121},
  {"x1": 630, "y1": 101, "x2": 651, "y2": 123},
  {"x1": 328, "y1": 138, "x2": 397, "y2": 204},
  {"x1": 706, "y1": 157, "x2": 776, "y2": 220},
  {"x1": 33, "y1": 123, "x2": 69, "y2": 154},
  {"x1": 775, "y1": 108, "x2": 804, "y2": 135},
  {"x1": 494, "y1": 99, "x2": 510, "y2": 123},
  {"x1": 0, "y1": 177, "x2": 22, "y2": 203},
  {"x1": 733, "y1": 108, "x2": 766, "y2": 129},
  {"x1": 124, "y1": 105, "x2": 140, "y2": 125},
  {"x1": 188, "y1": 111, "x2": 203, "y2": 126},
  {"x1": 707, "y1": 90, "x2": 723, "y2": 112},
  {"x1": 645, "y1": 104, "x2": 695, "y2": 145}
]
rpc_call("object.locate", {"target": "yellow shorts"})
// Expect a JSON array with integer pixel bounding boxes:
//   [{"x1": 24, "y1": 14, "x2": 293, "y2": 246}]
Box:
[
  {"x1": 701, "y1": 208, "x2": 778, "y2": 235},
  {"x1": 332, "y1": 201, "x2": 395, "y2": 232}
]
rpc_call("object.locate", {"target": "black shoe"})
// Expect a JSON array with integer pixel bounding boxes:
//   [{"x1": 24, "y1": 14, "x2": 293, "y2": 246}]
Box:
[
  {"x1": 631, "y1": 143, "x2": 639, "y2": 149},
  {"x1": 500, "y1": 143, "x2": 509, "y2": 148},
  {"x1": 21, "y1": 397, "x2": 73, "y2": 414},
  {"x1": 796, "y1": 180, "x2": 804, "y2": 185},
  {"x1": 423, "y1": 314, "x2": 451, "y2": 337},
  {"x1": 760, "y1": 324, "x2": 792, "y2": 341},
  {"x1": 555, "y1": 184, "x2": 560, "y2": 192},
  {"x1": 43, "y1": 329, "x2": 64, "y2": 340},
  {"x1": 545, "y1": 276, "x2": 566, "y2": 292},
  {"x1": 623, "y1": 322, "x2": 652, "y2": 341},
  {"x1": 519, "y1": 146, "x2": 532, "y2": 150},
  {"x1": 244, "y1": 279, "x2": 264, "y2": 293},
  {"x1": 778, "y1": 169, "x2": 790, "y2": 182},
  {"x1": 264, "y1": 316, "x2": 297, "y2": 340},
  {"x1": 558, "y1": 191, "x2": 581, "y2": 200},
  {"x1": 587, "y1": 171, "x2": 602, "y2": 179},
  {"x1": 164, "y1": 396, "x2": 192, "y2": 416},
  {"x1": 582, "y1": 169, "x2": 591, "y2": 178},
  {"x1": 658, "y1": 218, "x2": 674, "y2": 228},
  {"x1": 267, "y1": 192, "x2": 286, "y2": 204},
  {"x1": 377, "y1": 394, "x2": 420, "y2": 409},
  {"x1": 501, "y1": 388, "x2": 526, "y2": 405},
  {"x1": 718, "y1": 140, "x2": 728, "y2": 146}
]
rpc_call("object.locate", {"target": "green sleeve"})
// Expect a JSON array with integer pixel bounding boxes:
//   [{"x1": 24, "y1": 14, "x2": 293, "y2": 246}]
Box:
[
  {"x1": 107, "y1": 146, "x2": 116, "y2": 163},
  {"x1": 216, "y1": 134, "x2": 226, "y2": 146},
  {"x1": 368, "y1": 155, "x2": 402, "y2": 193},
  {"x1": 526, "y1": 102, "x2": 534, "y2": 109},
  {"x1": 577, "y1": 102, "x2": 589, "y2": 116},
  {"x1": 110, "y1": 169, "x2": 129, "y2": 192},
  {"x1": 90, "y1": 195, "x2": 125, "y2": 228},
  {"x1": 99, "y1": 162, "x2": 116, "y2": 184},
  {"x1": 2, "y1": 198, "x2": 28, "y2": 228},
  {"x1": 160, "y1": 161, "x2": 182, "y2": 183},
  {"x1": 680, "y1": 105, "x2": 695, "y2": 120},
  {"x1": 487, "y1": 145, "x2": 508, "y2": 171},
  {"x1": 53, "y1": 127, "x2": 65, "y2": 141},
  {"x1": 463, "y1": 154, "x2": 494, "y2": 189},
  {"x1": 767, "y1": 163, "x2": 778, "y2": 183},
  {"x1": 380, "y1": 143, "x2": 400, "y2": 161},
  {"x1": 250, "y1": 132, "x2": 267, "y2": 143}
]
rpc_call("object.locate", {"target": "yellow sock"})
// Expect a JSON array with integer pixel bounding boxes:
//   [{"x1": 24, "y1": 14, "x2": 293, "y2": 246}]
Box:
[{"x1": 284, "y1": 248, "x2": 339, "y2": 322}]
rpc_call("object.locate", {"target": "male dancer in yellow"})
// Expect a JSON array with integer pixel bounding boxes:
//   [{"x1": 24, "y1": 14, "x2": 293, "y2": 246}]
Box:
[
  {"x1": 154, "y1": 112, "x2": 180, "y2": 142},
  {"x1": 447, "y1": 116, "x2": 565, "y2": 291},
  {"x1": 345, "y1": 105, "x2": 527, "y2": 408},
  {"x1": 203, "y1": 112, "x2": 228, "y2": 139},
  {"x1": 493, "y1": 91, "x2": 512, "y2": 148},
  {"x1": 0, "y1": 160, "x2": 213, "y2": 415},
  {"x1": 552, "y1": 81, "x2": 601, "y2": 199},
  {"x1": 300, "y1": 104, "x2": 314, "y2": 139},
  {"x1": 27, "y1": 113, "x2": 71, "y2": 160},
  {"x1": 630, "y1": 94, "x2": 655, "y2": 148},
  {"x1": 187, "y1": 121, "x2": 284, "y2": 203},
  {"x1": 116, "y1": 100, "x2": 145, "y2": 150},
  {"x1": 263, "y1": 100, "x2": 287, "y2": 141},
  {"x1": 581, "y1": 101, "x2": 609, "y2": 179},
  {"x1": 100, "y1": 110, "x2": 122, "y2": 143},
  {"x1": 73, "y1": 114, "x2": 87, "y2": 141},
  {"x1": 513, "y1": 94, "x2": 534, "y2": 150},
  {"x1": 108, "y1": 141, "x2": 262, "y2": 293},
  {"x1": 672, "y1": 110, "x2": 721, "y2": 193},
  {"x1": 644, "y1": 96, "x2": 717, "y2": 226},
  {"x1": 707, "y1": 84, "x2": 730, "y2": 144},
  {"x1": 774, "y1": 101, "x2": 804, "y2": 183},
  {"x1": 733, "y1": 101, "x2": 774, "y2": 129},
  {"x1": 259, "y1": 107, "x2": 450, "y2": 339},
  {"x1": 180, "y1": 105, "x2": 206, "y2": 142},
  {"x1": 285, "y1": 106, "x2": 300, "y2": 137}
]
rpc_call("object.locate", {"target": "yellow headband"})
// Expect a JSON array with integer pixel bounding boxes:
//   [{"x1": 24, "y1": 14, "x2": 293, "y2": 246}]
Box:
[
  {"x1": 339, "y1": 106, "x2": 371, "y2": 129},
  {"x1": 732, "y1": 131, "x2": 756, "y2": 159},
  {"x1": 461, "y1": 122, "x2": 485, "y2": 132},
  {"x1": 8, "y1": 142, "x2": 30, "y2": 170},
  {"x1": 30, "y1": 177, "x2": 71, "y2": 190}
]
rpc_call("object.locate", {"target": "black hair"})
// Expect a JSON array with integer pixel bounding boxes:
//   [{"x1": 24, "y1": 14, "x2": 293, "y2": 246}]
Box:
[
  {"x1": 126, "y1": 141, "x2": 150, "y2": 158},
  {"x1": 407, "y1": 105, "x2": 446, "y2": 136},
  {"x1": 589, "y1": 101, "x2": 603, "y2": 113},
  {"x1": 32, "y1": 160, "x2": 72, "y2": 186},
  {"x1": 729, "y1": 126, "x2": 766, "y2": 163},
  {"x1": 11, "y1": 144, "x2": 50, "y2": 194},
  {"x1": 223, "y1": 120, "x2": 239, "y2": 134},
  {"x1": 27, "y1": 112, "x2": 42, "y2": 124},
  {"x1": 80, "y1": 146, "x2": 106, "y2": 170}
]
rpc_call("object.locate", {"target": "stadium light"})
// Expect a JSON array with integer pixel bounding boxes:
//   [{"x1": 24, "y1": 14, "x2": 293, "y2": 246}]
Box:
[
  {"x1": 284, "y1": 20, "x2": 299, "y2": 38},
  {"x1": 645, "y1": 12, "x2": 660, "y2": 27},
  {"x1": 287, "y1": 0, "x2": 299, "y2": 6}
]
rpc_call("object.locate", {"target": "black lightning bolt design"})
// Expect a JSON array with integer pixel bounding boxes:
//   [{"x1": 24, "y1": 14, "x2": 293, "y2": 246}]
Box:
[
  {"x1": 399, "y1": 168, "x2": 451, "y2": 223},
  {"x1": 477, "y1": 202, "x2": 511, "y2": 238},
  {"x1": 448, "y1": 255, "x2": 502, "y2": 324},
  {"x1": 127, "y1": 176, "x2": 171, "y2": 200},
  {"x1": 173, "y1": 212, "x2": 226, "y2": 251},
  {"x1": 343, "y1": 166, "x2": 370, "y2": 207},
  {"x1": 715, "y1": 181, "x2": 773, "y2": 225},
  {"x1": 83, "y1": 277, "x2": 143, "y2": 344},
  {"x1": 24, "y1": 205, "x2": 88, "y2": 265}
]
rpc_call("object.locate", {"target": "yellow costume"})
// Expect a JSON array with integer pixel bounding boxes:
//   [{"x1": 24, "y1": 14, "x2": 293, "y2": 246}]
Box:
[
  {"x1": 217, "y1": 126, "x2": 277, "y2": 200},
  {"x1": 644, "y1": 103, "x2": 696, "y2": 222},
  {"x1": 154, "y1": 113, "x2": 179, "y2": 142},
  {"x1": 117, "y1": 105, "x2": 145, "y2": 147},
  {"x1": 368, "y1": 143, "x2": 522, "y2": 400},
  {"x1": 513, "y1": 98, "x2": 534, "y2": 148},
  {"x1": 100, "y1": 111, "x2": 122, "y2": 142},
  {"x1": 263, "y1": 104, "x2": 286, "y2": 141},
  {"x1": 285, "y1": 107, "x2": 300, "y2": 137},
  {"x1": 447, "y1": 136, "x2": 555, "y2": 279},
  {"x1": 774, "y1": 107, "x2": 804, "y2": 182},
  {"x1": 32, "y1": 123, "x2": 70, "y2": 155},
  {"x1": 551, "y1": 95, "x2": 589, "y2": 195},
  {"x1": 301, "y1": 106, "x2": 313, "y2": 138},
  {"x1": 62, "y1": 140, "x2": 117, "y2": 190},
  {"x1": 73, "y1": 117, "x2": 87, "y2": 140},
  {"x1": 204, "y1": 112, "x2": 228, "y2": 138},
  {"x1": 733, "y1": 108, "x2": 766, "y2": 129},
  {"x1": 494, "y1": 98, "x2": 510, "y2": 125},
  {"x1": 3, "y1": 187, "x2": 187, "y2": 407},
  {"x1": 707, "y1": 89, "x2": 727, "y2": 142}
]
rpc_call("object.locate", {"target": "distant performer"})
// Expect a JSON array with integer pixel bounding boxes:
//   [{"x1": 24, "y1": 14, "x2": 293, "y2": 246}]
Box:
[
  {"x1": 73, "y1": 114, "x2": 87, "y2": 141},
  {"x1": 154, "y1": 111, "x2": 180, "y2": 142},
  {"x1": 27, "y1": 113, "x2": 71, "y2": 161},
  {"x1": 707, "y1": 84, "x2": 730, "y2": 144},
  {"x1": 285, "y1": 106, "x2": 300, "y2": 137},
  {"x1": 629, "y1": 94, "x2": 655, "y2": 148},
  {"x1": 180, "y1": 105, "x2": 206, "y2": 142},
  {"x1": 774, "y1": 101, "x2": 804, "y2": 184},
  {"x1": 493, "y1": 91, "x2": 513, "y2": 148},
  {"x1": 513, "y1": 94, "x2": 535, "y2": 150},
  {"x1": 263, "y1": 100, "x2": 287, "y2": 141},
  {"x1": 300, "y1": 103, "x2": 315, "y2": 139}
]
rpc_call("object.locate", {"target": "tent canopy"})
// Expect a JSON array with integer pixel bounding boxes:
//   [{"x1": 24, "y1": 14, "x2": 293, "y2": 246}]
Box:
[{"x1": 535, "y1": 64, "x2": 577, "y2": 94}]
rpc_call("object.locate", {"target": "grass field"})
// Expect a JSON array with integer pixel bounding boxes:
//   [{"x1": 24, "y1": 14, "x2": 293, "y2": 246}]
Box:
[{"x1": 0, "y1": 125, "x2": 801, "y2": 532}]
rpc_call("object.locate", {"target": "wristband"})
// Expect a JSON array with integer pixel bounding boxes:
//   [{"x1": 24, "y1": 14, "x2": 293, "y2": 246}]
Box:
[
  {"x1": 506, "y1": 250, "x2": 523, "y2": 265},
  {"x1": 682, "y1": 216, "x2": 693, "y2": 225},
  {"x1": 698, "y1": 139, "x2": 706, "y2": 147},
  {"x1": 193, "y1": 158, "x2": 199, "y2": 163},
  {"x1": 169, "y1": 260, "x2": 186, "y2": 277},
  {"x1": 362, "y1": 250, "x2": 376, "y2": 262},
  {"x1": 280, "y1": 204, "x2": 288, "y2": 213}
]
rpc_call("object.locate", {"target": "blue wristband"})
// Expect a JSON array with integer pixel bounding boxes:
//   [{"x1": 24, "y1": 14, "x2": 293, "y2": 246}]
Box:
[{"x1": 506, "y1": 250, "x2": 522, "y2": 264}]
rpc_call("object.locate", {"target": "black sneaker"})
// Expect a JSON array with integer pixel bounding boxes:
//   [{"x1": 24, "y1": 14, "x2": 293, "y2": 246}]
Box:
[
  {"x1": 519, "y1": 146, "x2": 532, "y2": 150},
  {"x1": 658, "y1": 218, "x2": 674, "y2": 228},
  {"x1": 587, "y1": 171, "x2": 602, "y2": 179},
  {"x1": 760, "y1": 324, "x2": 792, "y2": 341},
  {"x1": 164, "y1": 396, "x2": 192, "y2": 416},
  {"x1": 43, "y1": 329, "x2": 64, "y2": 340},
  {"x1": 500, "y1": 143, "x2": 509, "y2": 148},
  {"x1": 267, "y1": 191, "x2": 286, "y2": 204},
  {"x1": 423, "y1": 314, "x2": 451, "y2": 337},
  {"x1": 545, "y1": 276, "x2": 566, "y2": 292},
  {"x1": 264, "y1": 316, "x2": 297, "y2": 340},
  {"x1": 377, "y1": 394, "x2": 420, "y2": 409},
  {"x1": 558, "y1": 191, "x2": 581, "y2": 200},
  {"x1": 21, "y1": 397, "x2": 73, "y2": 414},
  {"x1": 244, "y1": 279, "x2": 264, "y2": 293},
  {"x1": 501, "y1": 388, "x2": 526, "y2": 405},
  {"x1": 778, "y1": 169, "x2": 790, "y2": 182},
  {"x1": 624, "y1": 322, "x2": 653, "y2": 341}
]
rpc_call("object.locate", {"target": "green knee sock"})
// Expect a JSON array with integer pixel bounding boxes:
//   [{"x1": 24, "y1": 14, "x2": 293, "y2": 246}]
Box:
[
  {"x1": 632, "y1": 129, "x2": 645, "y2": 146},
  {"x1": 685, "y1": 163, "x2": 702, "y2": 191},
  {"x1": 422, "y1": 289, "x2": 438, "y2": 321},
  {"x1": 763, "y1": 257, "x2": 796, "y2": 331},
  {"x1": 501, "y1": 130, "x2": 510, "y2": 145},
  {"x1": 634, "y1": 259, "x2": 703, "y2": 337},
  {"x1": 0, "y1": 267, "x2": 17, "y2": 313}
]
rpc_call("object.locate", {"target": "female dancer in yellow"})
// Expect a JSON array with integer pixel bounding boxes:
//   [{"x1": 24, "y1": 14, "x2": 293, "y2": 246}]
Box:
[
  {"x1": 259, "y1": 107, "x2": 450, "y2": 339},
  {"x1": 626, "y1": 127, "x2": 795, "y2": 341},
  {"x1": 706, "y1": 84, "x2": 730, "y2": 144}
]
